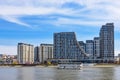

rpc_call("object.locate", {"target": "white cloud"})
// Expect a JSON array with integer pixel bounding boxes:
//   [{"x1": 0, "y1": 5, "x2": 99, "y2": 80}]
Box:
[
  {"x1": 0, "y1": 38, "x2": 53, "y2": 55},
  {"x1": 1, "y1": 15, "x2": 31, "y2": 27},
  {"x1": 0, "y1": 0, "x2": 119, "y2": 55},
  {"x1": 0, "y1": 0, "x2": 120, "y2": 28},
  {"x1": 0, "y1": 45, "x2": 17, "y2": 55},
  {"x1": 54, "y1": 17, "x2": 105, "y2": 26},
  {"x1": 0, "y1": 1, "x2": 120, "y2": 49},
  {"x1": 0, "y1": 0, "x2": 120, "y2": 30}
]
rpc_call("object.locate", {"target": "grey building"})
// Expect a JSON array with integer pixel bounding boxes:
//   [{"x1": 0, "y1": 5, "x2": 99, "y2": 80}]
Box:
[
  {"x1": 39, "y1": 44, "x2": 53, "y2": 63},
  {"x1": 93, "y1": 37, "x2": 100, "y2": 59},
  {"x1": 17, "y1": 43, "x2": 34, "y2": 64},
  {"x1": 53, "y1": 32, "x2": 86, "y2": 61},
  {"x1": 100, "y1": 23, "x2": 114, "y2": 62},
  {"x1": 34, "y1": 46, "x2": 39, "y2": 63},
  {"x1": 78, "y1": 41, "x2": 86, "y2": 51},
  {"x1": 78, "y1": 41, "x2": 86, "y2": 60},
  {"x1": 86, "y1": 40, "x2": 94, "y2": 60},
  {"x1": 118, "y1": 54, "x2": 120, "y2": 57}
]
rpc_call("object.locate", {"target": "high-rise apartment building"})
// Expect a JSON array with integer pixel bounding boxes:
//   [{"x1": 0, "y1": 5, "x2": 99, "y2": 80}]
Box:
[
  {"x1": 100, "y1": 23, "x2": 114, "y2": 62},
  {"x1": 34, "y1": 46, "x2": 39, "y2": 63},
  {"x1": 78, "y1": 41, "x2": 86, "y2": 60},
  {"x1": 86, "y1": 40, "x2": 94, "y2": 60},
  {"x1": 78, "y1": 38, "x2": 100, "y2": 62},
  {"x1": 17, "y1": 43, "x2": 34, "y2": 64},
  {"x1": 78, "y1": 41, "x2": 86, "y2": 52},
  {"x1": 39, "y1": 44, "x2": 53, "y2": 63},
  {"x1": 94, "y1": 37, "x2": 100, "y2": 59},
  {"x1": 54, "y1": 32, "x2": 86, "y2": 61}
]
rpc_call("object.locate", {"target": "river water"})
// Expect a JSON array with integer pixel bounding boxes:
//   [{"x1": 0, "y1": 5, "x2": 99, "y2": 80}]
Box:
[{"x1": 0, "y1": 66, "x2": 120, "y2": 80}]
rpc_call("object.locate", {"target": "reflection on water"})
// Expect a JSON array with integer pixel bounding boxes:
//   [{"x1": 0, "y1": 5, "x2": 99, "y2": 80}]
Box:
[
  {"x1": 17, "y1": 67, "x2": 35, "y2": 80},
  {"x1": 0, "y1": 66, "x2": 120, "y2": 80}
]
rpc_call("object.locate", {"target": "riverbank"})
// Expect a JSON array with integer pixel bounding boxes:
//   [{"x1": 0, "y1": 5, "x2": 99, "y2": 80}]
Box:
[
  {"x1": 93, "y1": 63, "x2": 120, "y2": 68},
  {"x1": 0, "y1": 64, "x2": 58, "y2": 68},
  {"x1": 0, "y1": 63, "x2": 119, "y2": 68}
]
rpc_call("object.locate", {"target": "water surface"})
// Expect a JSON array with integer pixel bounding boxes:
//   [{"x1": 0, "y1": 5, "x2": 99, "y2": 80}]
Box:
[{"x1": 0, "y1": 66, "x2": 120, "y2": 80}]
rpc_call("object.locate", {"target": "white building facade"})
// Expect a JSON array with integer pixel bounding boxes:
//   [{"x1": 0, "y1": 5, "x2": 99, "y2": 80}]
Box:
[
  {"x1": 39, "y1": 44, "x2": 53, "y2": 63},
  {"x1": 17, "y1": 43, "x2": 34, "y2": 64}
]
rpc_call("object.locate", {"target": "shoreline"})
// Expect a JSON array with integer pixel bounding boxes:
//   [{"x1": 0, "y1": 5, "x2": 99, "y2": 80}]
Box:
[
  {"x1": 0, "y1": 64, "x2": 119, "y2": 68},
  {"x1": 93, "y1": 64, "x2": 120, "y2": 68},
  {"x1": 0, "y1": 64, "x2": 58, "y2": 67}
]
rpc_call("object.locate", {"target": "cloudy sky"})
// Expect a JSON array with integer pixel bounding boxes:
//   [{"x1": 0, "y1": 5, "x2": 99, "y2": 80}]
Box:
[{"x1": 0, "y1": 0, "x2": 120, "y2": 55}]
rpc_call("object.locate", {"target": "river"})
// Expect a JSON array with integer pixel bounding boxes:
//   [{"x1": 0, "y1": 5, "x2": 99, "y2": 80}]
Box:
[{"x1": 0, "y1": 66, "x2": 120, "y2": 80}]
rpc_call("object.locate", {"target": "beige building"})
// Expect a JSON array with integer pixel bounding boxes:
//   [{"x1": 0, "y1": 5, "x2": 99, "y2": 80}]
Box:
[
  {"x1": 39, "y1": 44, "x2": 53, "y2": 63},
  {"x1": 17, "y1": 43, "x2": 34, "y2": 64}
]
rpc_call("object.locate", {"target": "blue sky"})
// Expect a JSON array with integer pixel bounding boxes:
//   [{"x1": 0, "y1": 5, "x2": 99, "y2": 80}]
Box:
[{"x1": 0, "y1": 0, "x2": 120, "y2": 55}]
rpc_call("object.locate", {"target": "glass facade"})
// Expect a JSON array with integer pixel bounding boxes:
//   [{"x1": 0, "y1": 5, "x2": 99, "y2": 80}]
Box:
[
  {"x1": 86, "y1": 40, "x2": 94, "y2": 59},
  {"x1": 100, "y1": 23, "x2": 114, "y2": 62},
  {"x1": 78, "y1": 41, "x2": 86, "y2": 60},
  {"x1": 53, "y1": 32, "x2": 85, "y2": 60},
  {"x1": 94, "y1": 37, "x2": 100, "y2": 59}
]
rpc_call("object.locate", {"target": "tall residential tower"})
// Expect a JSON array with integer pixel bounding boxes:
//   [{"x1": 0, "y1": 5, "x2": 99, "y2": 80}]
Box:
[
  {"x1": 17, "y1": 43, "x2": 34, "y2": 64},
  {"x1": 39, "y1": 44, "x2": 53, "y2": 63},
  {"x1": 100, "y1": 23, "x2": 114, "y2": 62},
  {"x1": 94, "y1": 37, "x2": 100, "y2": 59},
  {"x1": 86, "y1": 40, "x2": 94, "y2": 60},
  {"x1": 53, "y1": 32, "x2": 86, "y2": 61}
]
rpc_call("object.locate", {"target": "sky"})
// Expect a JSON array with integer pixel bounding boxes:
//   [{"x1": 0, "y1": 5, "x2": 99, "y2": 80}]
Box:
[{"x1": 0, "y1": 0, "x2": 120, "y2": 56}]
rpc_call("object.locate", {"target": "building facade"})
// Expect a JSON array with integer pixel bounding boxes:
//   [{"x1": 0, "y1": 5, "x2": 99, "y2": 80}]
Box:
[
  {"x1": 17, "y1": 43, "x2": 34, "y2": 64},
  {"x1": 78, "y1": 41, "x2": 86, "y2": 60},
  {"x1": 53, "y1": 32, "x2": 86, "y2": 61},
  {"x1": 39, "y1": 44, "x2": 53, "y2": 63},
  {"x1": 85, "y1": 40, "x2": 94, "y2": 60},
  {"x1": 100, "y1": 23, "x2": 114, "y2": 62},
  {"x1": 93, "y1": 37, "x2": 100, "y2": 59},
  {"x1": 34, "y1": 46, "x2": 39, "y2": 63},
  {"x1": 78, "y1": 38, "x2": 100, "y2": 62}
]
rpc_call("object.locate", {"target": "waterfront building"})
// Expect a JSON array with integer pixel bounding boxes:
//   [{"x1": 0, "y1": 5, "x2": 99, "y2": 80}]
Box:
[
  {"x1": 78, "y1": 41, "x2": 86, "y2": 52},
  {"x1": 118, "y1": 54, "x2": 120, "y2": 57},
  {"x1": 34, "y1": 46, "x2": 39, "y2": 63},
  {"x1": 93, "y1": 37, "x2": 100, "y2": 59},
  {"x1": 17, "y1": 43, "x2": 34, "y2": 64},
  {"x1": 53, "y1": 32, "x2": 86, "y2": 61},
  {"x1": 78, "y1": 39, "x2": 100, "y2": 62},
  {"x1": 118, "y1": 54, "x2": 120, "y2": 63},
  {"x1": 0, "y1": 54, "x2": 2, "y2": 59},
  {"x1": 100, "y1": 23, "x2": 114, "y2": 62},
  {"x1": 0, "y1": 54, "x2": 2, "y2": 64},
  {"x1": 0, "y1": 54, "x2": 17, "y2": 64},
  {"x1": 78, "y1": 41, "x2": 86, "y2": 60},
  {"x1": 85, "y1": 40, "x2": 94, "y2": 61},
  {"x1": 115, "y1": 54, "x2": 120, "y2": 64},
  {"x1": 39, "y1": 44, "x2": 53, "y2": 63}
]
